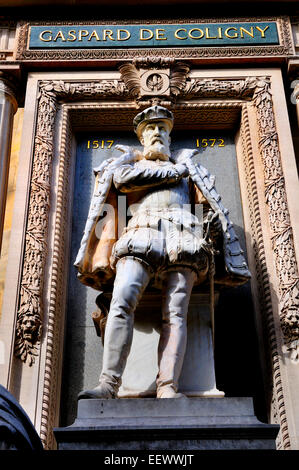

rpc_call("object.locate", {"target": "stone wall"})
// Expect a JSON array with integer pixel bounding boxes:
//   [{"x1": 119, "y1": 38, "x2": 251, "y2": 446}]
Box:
[{"x1": 0, "y1": 108, "x2": 23, "y2": 317}]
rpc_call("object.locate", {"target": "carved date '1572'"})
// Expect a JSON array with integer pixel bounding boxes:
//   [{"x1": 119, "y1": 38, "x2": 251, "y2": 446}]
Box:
[{"x1": 85, "y1": 138, "x2": 226, "y2": 150}]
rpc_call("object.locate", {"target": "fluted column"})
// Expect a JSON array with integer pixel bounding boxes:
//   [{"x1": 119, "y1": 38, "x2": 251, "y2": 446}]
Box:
[{"x1": 0, "y1": 72, "x2": 18, "y2": 252}]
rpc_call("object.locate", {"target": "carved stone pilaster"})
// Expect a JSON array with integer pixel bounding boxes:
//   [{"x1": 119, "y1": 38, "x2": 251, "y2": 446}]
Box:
[
  {"x1": 240, "y1": 105, "x2": 291, "y2": 450},
  {"x1": 14, "y1": 82, "x2": 57, "y2": 366},
  {"x1": 253, "y1": 77, "x2": 299, "y2": 364}
]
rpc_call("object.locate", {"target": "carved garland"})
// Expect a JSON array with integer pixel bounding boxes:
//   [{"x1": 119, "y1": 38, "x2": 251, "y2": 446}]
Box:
[
  {"x1": 14, "y1": 85, "x2": 57, "y2": 365},
  {"x1": 252, "y1": 78, "x2": 299, "y2": 364},
  {"x1": 13, "y1": 74, "x2": 299, "y2": 450}
]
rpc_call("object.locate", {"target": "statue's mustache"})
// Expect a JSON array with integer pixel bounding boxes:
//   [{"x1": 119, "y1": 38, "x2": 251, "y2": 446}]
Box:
[{"x1": 150, "y1": 137, "x2": 164, "y2": 144}]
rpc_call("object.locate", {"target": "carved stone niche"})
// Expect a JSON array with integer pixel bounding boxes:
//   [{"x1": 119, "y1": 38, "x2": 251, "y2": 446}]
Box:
[{"x1": 1, "y1": 68, "x2": 299, "y2": 451}]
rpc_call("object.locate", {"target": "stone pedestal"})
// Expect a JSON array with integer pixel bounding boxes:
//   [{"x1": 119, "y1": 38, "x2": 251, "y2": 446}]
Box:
[
  {"x1": 119, "y1": 293, "x2": 223, "y2": 398},
  {"x1": 54, "y1": 397, "x2": 279, "y2": 450}
]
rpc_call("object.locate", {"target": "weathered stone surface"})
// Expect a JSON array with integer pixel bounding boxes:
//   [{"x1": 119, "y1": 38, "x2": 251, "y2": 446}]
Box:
[{"x1": 54, "y1": 397, "x2": 279, "y2": 450}]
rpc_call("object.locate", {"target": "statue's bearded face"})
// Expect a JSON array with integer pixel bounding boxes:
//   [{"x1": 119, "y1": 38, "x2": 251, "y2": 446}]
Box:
[{"x1": 140, "y1": 120, "x2": 171, "y2": 161}]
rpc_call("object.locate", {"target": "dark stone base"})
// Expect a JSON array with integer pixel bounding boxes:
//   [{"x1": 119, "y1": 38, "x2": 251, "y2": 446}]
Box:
[{"x1": 54, "y1": 397, "x2": 279, "y2": 450}]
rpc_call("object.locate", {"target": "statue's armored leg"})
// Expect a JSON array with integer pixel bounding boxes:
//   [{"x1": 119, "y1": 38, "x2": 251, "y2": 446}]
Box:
[
  {"x1": 78, "y1": 257, "x2": 152, "y2": 400},
  {"x1": 156, "y1": 268, "x2": 196, "y2": 398}
]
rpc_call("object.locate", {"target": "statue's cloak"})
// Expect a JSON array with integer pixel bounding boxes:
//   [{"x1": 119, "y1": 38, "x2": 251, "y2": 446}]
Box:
[{"x1": 74, "y1": 156, "x2": 251, "y2": 290}]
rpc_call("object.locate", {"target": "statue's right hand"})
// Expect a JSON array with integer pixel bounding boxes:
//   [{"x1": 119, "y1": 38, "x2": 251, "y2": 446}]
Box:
[{"x1": 174, "y1": 163, "x2": 189, "y2": 178}]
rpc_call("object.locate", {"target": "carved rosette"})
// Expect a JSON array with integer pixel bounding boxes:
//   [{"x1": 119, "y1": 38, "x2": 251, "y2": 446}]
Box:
[{"x1": 253, "y1": 78, "x2": 299, "y2": 363}]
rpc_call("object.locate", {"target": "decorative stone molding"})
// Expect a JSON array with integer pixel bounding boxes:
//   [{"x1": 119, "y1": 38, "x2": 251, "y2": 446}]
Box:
[
  {"x1": 40, "y1": 105, "x2": 73, "y2": 449},
  {"x1": 240, "y1": 106, "x2": 290, "y2": 450},
  {"x1": 253, "y1": 78, "x2": 299, "y2": 364},
  {"x1": 15, "y1": 17, "x2": 294, "y2": 63},
  {"x1": 13, "y1": 72, "x2": 299, "y2": 449},
  {"x1": 69, "y1": 101, "x2": 242, "y2": 131},
  {"x1": 181, "y1": 76, "x2": 257, "y2": 100},
  {"x1": 14, "y1": 82, "x2": 57, "y2": 366}
]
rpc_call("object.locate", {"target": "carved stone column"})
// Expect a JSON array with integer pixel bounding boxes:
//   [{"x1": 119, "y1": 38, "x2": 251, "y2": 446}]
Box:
[{"x1": 0, "y1": 72, "x2": 18, "y2": 251}]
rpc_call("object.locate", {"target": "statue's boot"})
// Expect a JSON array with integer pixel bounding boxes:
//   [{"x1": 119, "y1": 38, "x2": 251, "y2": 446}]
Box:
[
  {"x1": 78, "y1": 382, "x2": 116, "y2": 400},
  {"x1": 156, "y1": 385, "x2": 185, "y2": 399},
  {"x1": 156, "y1": 268, "x2": 196, "y2": 399},
  {"x1": 78, "y1": 257, "x2": 152, "y2": 400}
]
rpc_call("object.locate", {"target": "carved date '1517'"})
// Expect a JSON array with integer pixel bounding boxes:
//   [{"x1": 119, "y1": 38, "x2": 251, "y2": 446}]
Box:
[{"x1": 85, "y1": 138, "x2": 225, "y2": 150}]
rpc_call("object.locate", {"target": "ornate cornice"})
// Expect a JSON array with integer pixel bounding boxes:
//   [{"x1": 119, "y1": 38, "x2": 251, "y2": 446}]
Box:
[{"x1": 180, "y1": 76, "x2": 258, "y2": 99}]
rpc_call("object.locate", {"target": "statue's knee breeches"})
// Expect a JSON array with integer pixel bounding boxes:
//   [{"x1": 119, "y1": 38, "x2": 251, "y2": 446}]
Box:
[{"x1": 109, "y1": 257, "x2": 153, "y2": 317}]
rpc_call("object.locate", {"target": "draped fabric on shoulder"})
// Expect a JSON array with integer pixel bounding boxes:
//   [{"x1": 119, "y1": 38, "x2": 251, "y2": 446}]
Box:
[
  {"x1": 74, "y1": 150, "x2": 139, "y2": 290},
  {"x1": 74, "y1": 167, "x2": 116, "y2": 289}
]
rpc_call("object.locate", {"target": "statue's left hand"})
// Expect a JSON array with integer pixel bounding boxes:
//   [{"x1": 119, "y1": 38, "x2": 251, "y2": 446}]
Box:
[
  {"x1": 115, "y1": 144, "x2": 142, "y2": 165},
  {"x1": 174, "y1": 148, "x2": 200, "y2": 164},
  {"x1": 115, "y1": 144, "x2": 134, "y2": 156},
  {"x1": 93, "y1": 145, "x2": 141, "y2": 176}
]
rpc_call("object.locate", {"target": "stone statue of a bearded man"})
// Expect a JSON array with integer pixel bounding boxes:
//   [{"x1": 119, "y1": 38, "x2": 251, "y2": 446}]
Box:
[{"x1": 74, "y1": 105, "x2": 250, "y2": 399}]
